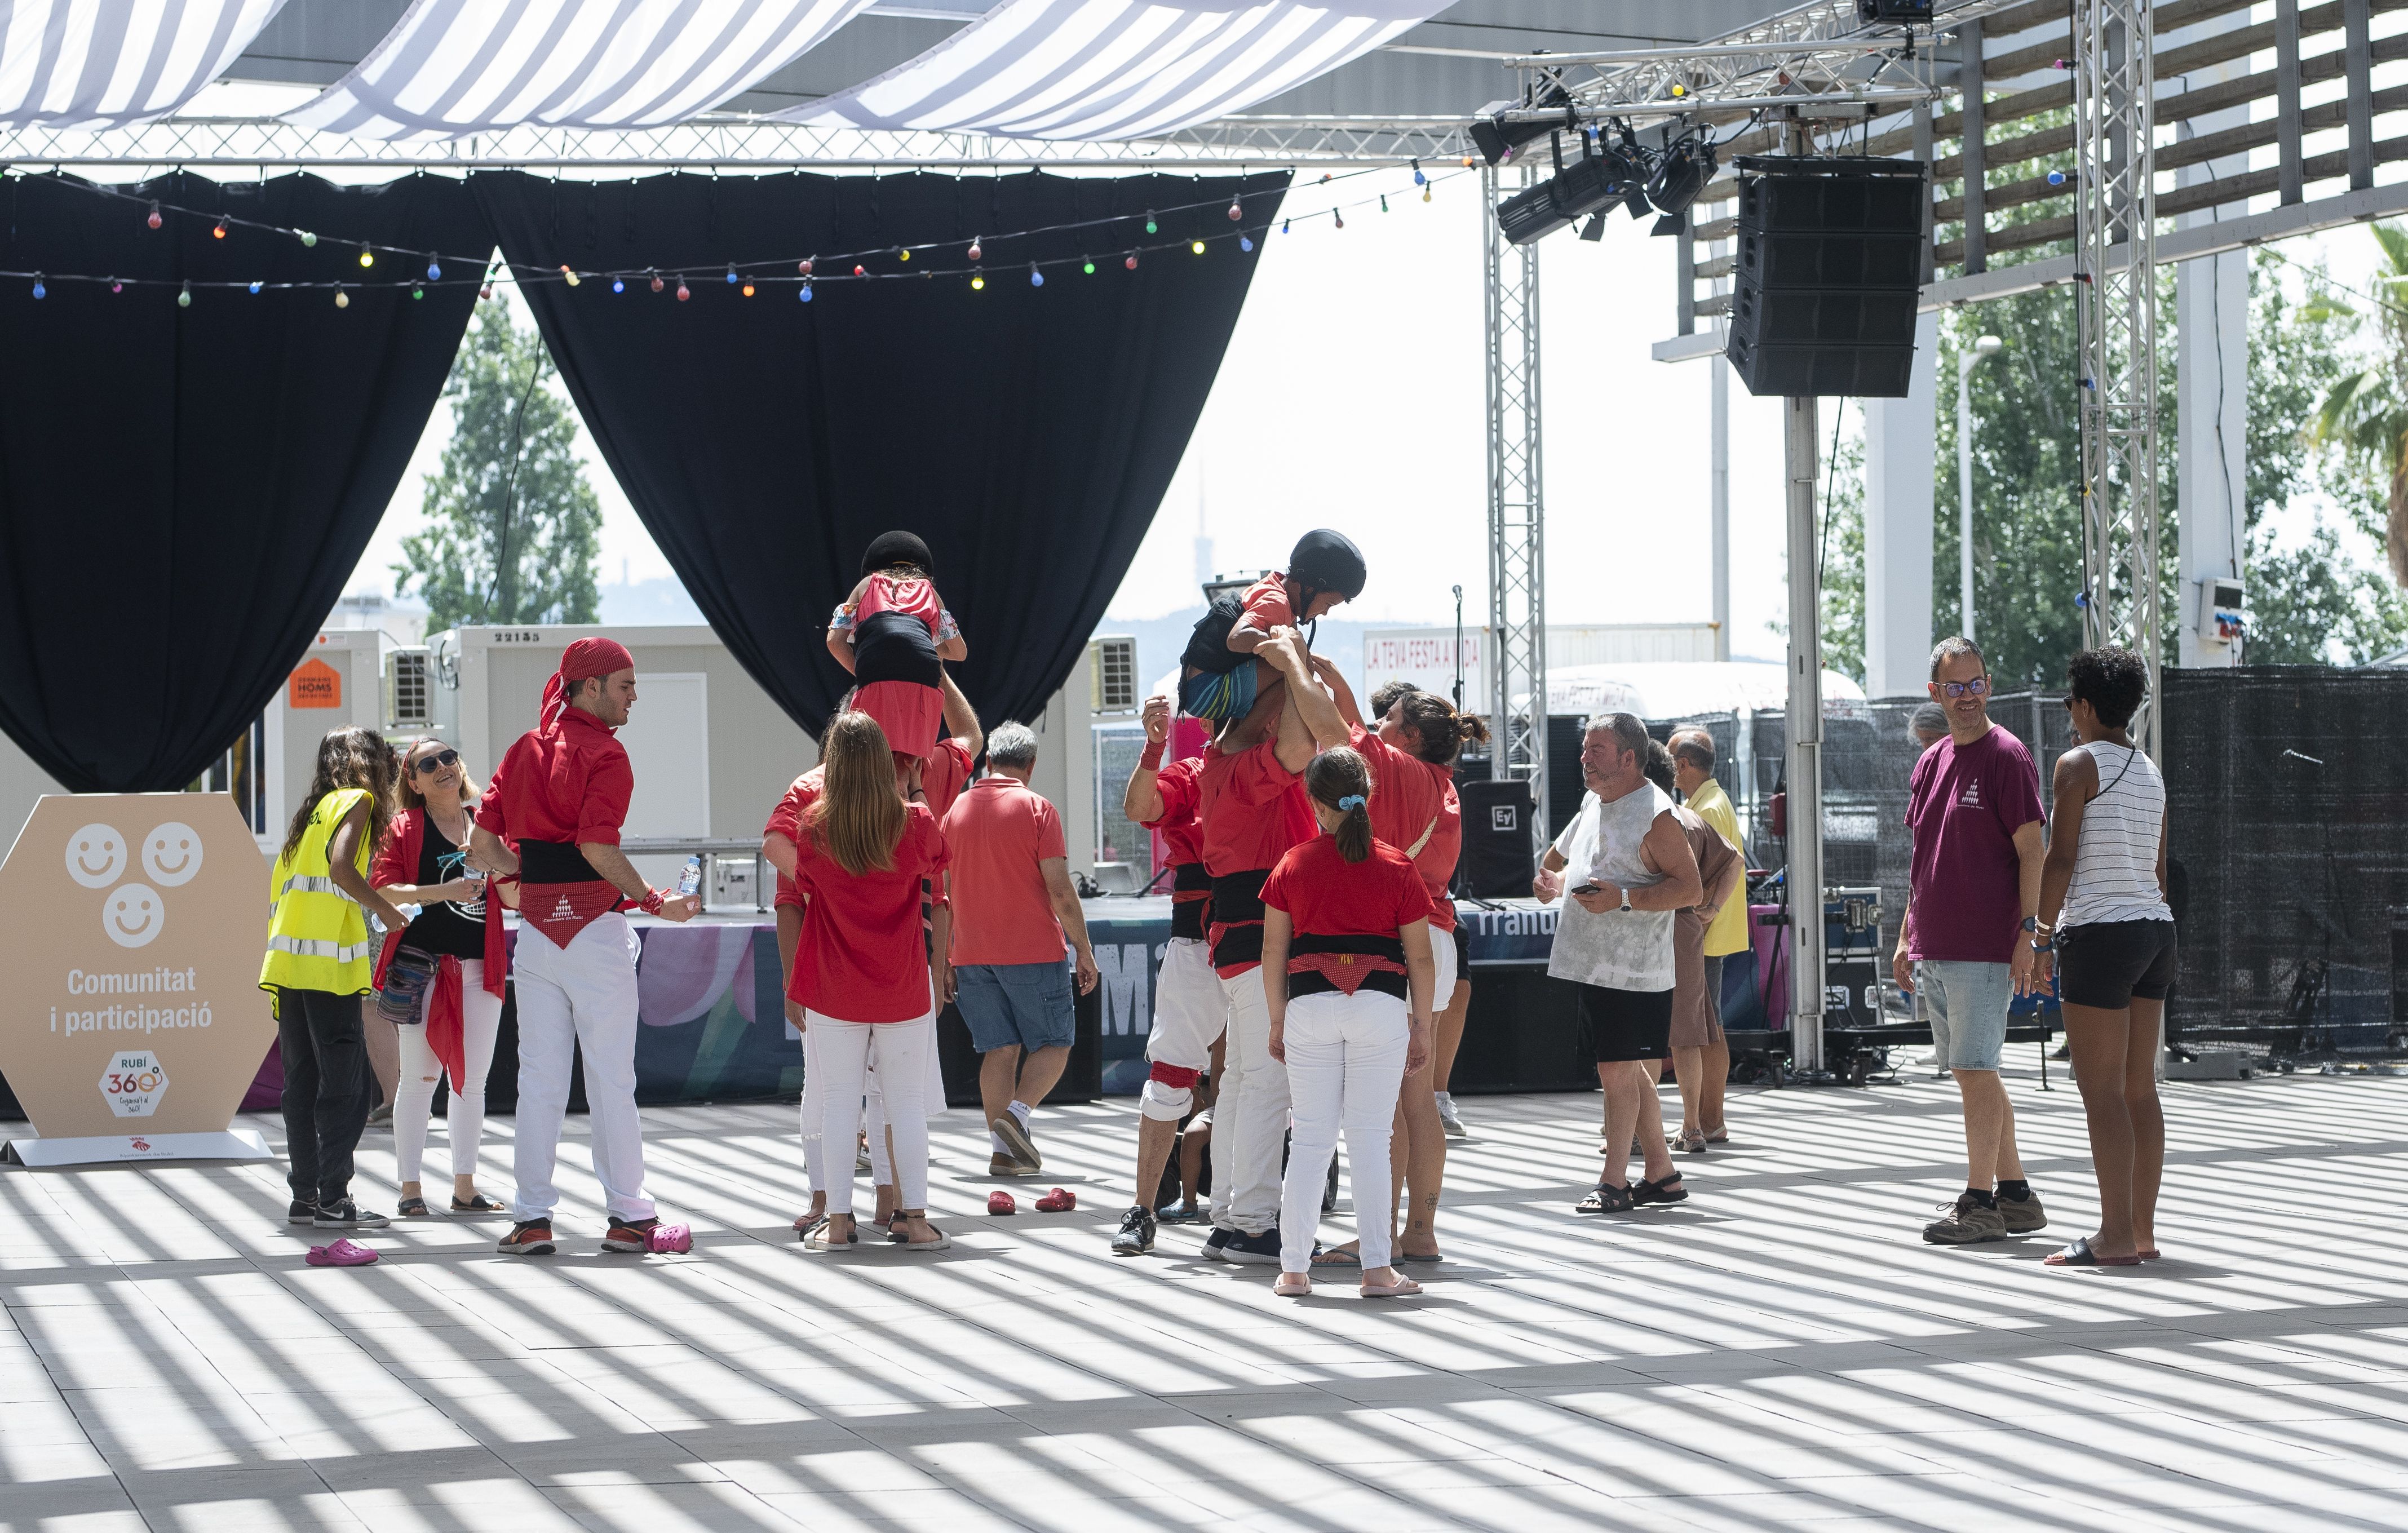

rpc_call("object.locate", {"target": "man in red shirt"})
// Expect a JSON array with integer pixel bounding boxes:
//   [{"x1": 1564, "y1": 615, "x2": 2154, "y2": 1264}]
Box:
[
  {"x1": 942, "y1": 722, "x2": 1100, "y2": 1175},
  {"x1": 468, "y1": 639, "x2": 700, "y2": 1257},
  {"x1": 1194, "y1": 641, "x2": 1317, "y2": 1264},
  {"x1": 1109, "y1": 691, "x2": 1226, "y2": 1255}
]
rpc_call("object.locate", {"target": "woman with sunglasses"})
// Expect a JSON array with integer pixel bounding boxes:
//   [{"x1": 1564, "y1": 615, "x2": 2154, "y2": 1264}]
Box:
[
  {"x1": 371, "y1": 739, "x2": 516, "y2": 1217},
  {"x1": 2036, "y1": 649, "x2": 2175, "y2": 1268}
]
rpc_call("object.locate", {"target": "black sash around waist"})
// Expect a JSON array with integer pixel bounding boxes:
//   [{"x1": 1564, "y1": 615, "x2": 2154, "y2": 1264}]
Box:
[
  {"x1": 854, "y1": 609, "x2": 942, "y2": 688},
  {"x1": 1172, "y1": 861, "x2": 1212, "y2": 894},
  {"x1": 1209, "y1": 869, "x2": 1271, "y2": 928},
  {"x1": 519, "y1": 839, "x2": 604, "y2": 885},
  {"x1": 1291, "y1": 932, "x2": 1407, "y2": 963}
]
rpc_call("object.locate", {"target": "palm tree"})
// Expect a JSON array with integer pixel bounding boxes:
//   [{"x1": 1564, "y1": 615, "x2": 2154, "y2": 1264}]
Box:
[{"x1": 2312, "y1": 222, "x2": 2408, "y2": 585}]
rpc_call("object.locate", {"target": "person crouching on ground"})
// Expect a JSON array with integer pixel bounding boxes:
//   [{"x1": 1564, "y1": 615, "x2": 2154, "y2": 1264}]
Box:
[
  {"x1": 1261, "y1": 747, "x2": 1435, "y2": 1300},
  {"x1": 765, "y1": 711, "x2": 952, "y2": 1252}
]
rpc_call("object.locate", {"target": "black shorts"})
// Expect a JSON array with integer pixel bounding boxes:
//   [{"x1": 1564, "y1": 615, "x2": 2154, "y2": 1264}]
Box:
[
  {"x1": 2055, "y1": 919, "x2": 2177, "y2": 1010},
  {"x1": 1451, "y1": 923, "x2": 1469, "y2": 978},
  {"x1": 1577, "y1": 982, "x2": 1674, "y2": 1063}
]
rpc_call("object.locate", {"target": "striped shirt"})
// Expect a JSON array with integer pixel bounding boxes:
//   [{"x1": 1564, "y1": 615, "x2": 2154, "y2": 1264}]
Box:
[{"x1": 2060, "y1": 741, "x2": 2173, "y2": 929}]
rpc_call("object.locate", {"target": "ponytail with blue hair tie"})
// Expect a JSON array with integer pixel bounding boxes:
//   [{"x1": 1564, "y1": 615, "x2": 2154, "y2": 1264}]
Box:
[{"x1": 1338, "y1": 794, "x2": 1366, "y2": 810}]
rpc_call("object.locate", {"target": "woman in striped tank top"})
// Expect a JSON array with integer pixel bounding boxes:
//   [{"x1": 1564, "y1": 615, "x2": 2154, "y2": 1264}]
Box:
[{"x1": 2035, "y1": 648, "x2": 2175, "y2": 1268}]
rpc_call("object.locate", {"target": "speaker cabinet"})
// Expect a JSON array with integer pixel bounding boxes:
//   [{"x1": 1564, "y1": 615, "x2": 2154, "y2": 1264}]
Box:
[
  {"x1": 1724, "y1": 156, "x2": 1931, "y2": 398},
  {"x1": 1454, "y1": 778, "x2": 1538, "y2": 899}
]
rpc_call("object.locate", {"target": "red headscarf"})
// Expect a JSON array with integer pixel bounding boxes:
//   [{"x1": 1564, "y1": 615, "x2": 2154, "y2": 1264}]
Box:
[{"x1": 540, "y1": 637, "x2": 636, "y2": 735}]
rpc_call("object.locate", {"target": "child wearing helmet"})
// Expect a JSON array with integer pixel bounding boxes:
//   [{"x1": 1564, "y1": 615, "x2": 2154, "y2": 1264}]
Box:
[
  {"x1": 1179, "y1": 529, "x2": 1365, "y2": 724},
  {"x1": 826, "y1": 531, "x2": 967, "y2": 761}
]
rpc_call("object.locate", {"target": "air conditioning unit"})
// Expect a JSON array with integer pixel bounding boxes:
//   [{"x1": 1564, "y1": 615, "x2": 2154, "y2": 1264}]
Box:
[
  {"x1": 1091, "y1": 636, "x2": 1138, "y2": 714},
  {"x1": 386, "y1": 649, "x2": 434, "y2": 732}
]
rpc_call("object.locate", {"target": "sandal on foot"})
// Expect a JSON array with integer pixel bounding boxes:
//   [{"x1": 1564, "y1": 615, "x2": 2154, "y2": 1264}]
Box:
[
  {"x1": 1310, "y1": 1244, "x2": 1362, "y2": 1269},
  {"x1": 449, "y1": 1194, "x2": 504, "y2": 1215},
  {"x1": 1576, "y1": 1182, "x2": 1634, "y2": 1214},
  {"x1": 395, "y1": 1196, "x2": 432, "y2": 1218},
  {"x1": 899, "y1": 1226, "x2": 951, "y2": 1252},
  {"x1": 1675, "y1": 1130, "x2": 1708, "y2": 1154},
  {"x1": 1397, "y1": 1251, "x2": 1445, "y2": 1264},
  {"x1": 1702, "y1": 1127, "x2": 1730, "y2": 1145},
  {"x1": 2137, "y1": 1247, "x2": 2162, "y2": 1261},
  {"x1": 802, "y1": 1220, "x2": 858, "y2": 1252},
  {"x1": 2045, "y1": 1237, "x2": 2139, "y2": 1268},
  {"x1": 1631, "y1": 1174, "x2": 1689, "y2": 1206},
  {"x1": 1361, "y1": 1275, "x2": 1423, "y2": 1299},
  {"x1": 1273, "y1": 1273, "x2": 1312, "y2": 1298}
]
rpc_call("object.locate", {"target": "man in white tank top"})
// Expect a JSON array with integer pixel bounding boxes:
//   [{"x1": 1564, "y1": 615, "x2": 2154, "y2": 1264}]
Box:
[{"x1": 1535, "y1": 714, "x2": 1702, "y2": 1212}]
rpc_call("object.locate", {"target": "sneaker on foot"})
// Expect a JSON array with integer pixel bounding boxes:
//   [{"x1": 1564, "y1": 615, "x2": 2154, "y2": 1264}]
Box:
[
  {"x1": 1201, "y1": 1226, "x2": 1234, "y2": 1261},
  {"x1": 1923, "y1": 1192, "x2": 2008, "y2": 1246},
  {"x1": 988, "y1": 1153, "x2": 1038, "y2": 1177},
  {"x1": 286, "y1": 1199, "x2": 318, "y2": 1225},
  {"x1": 601, "y1": 1216, "x2": 660, "y2": 1253},
  {"x1": 1435, "y1": 1092, "x2": 1467, "y2": 1138},
  {"x1": 1111, "y1": 1205, "x2": 1157, "y2": 1256},
  {"x1": 498, "y1": 1220, "x2": 556, "y2": 1256},
  {"x1": 1220, "y1": 1226, "x2": 1282, "y2": 1265},
  {"x1": 1155, "y1": 1199, "x2": 1202, "y2": 1224},
  {"x1": 312, "y1": 1199, "x2": 389, "y2": 1229},
  {"x1": 1997, "y1": 1186, "x2": 2048, "y2": 1234},
  {"x1": 991, "y1": 1113, "x2": 1041, "y2": 1171}
]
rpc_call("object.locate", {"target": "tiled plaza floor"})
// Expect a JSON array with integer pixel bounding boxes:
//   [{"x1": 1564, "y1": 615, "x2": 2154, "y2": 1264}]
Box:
[{"x1": 5, "y1": 1057, "x2": 2407, "y2": 1531}]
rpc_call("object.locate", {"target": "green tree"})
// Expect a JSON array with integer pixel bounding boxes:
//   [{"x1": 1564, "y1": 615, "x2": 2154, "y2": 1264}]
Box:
[{"x1": 396, "y1": 304, "x2": 601, "y2": 631}]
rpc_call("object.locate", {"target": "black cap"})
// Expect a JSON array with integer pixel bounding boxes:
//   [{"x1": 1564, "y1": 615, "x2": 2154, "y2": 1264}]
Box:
[
  {"x1": 1287, "y1": 529, "x2": 1366, "y2": 600},
  {"x1": 861, "y1": 530, "x2": 934, "y2": 578}
]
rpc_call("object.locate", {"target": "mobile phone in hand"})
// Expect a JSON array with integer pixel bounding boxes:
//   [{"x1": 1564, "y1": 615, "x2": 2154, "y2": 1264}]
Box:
[{"x1": 1571, "y1": 883, "x2": 1603, "y2": 897}]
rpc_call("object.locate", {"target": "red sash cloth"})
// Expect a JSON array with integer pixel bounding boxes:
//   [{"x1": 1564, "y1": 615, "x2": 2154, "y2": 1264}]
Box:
[{"x1": 521, "y1": 880, "x2": 624, "y2": 948}]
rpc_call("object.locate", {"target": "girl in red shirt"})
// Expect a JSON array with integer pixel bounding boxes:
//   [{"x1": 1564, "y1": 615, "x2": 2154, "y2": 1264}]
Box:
[
  {"x1": 764, "y1": 712, "x2": 953, "y2": 1252},
  {"x1": 1260, "y1": 747, "x2": 1435, "y2": 1299},
  {"x1": 826, "y1": 531, "x2": 967, "y2": 763}
]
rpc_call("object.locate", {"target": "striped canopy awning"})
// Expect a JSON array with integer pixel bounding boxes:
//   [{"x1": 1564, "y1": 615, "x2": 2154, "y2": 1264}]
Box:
[
  {"x1": 281, "y1": 0, "x2": 873, "y2": 141},
  {"x1": 776, "y1": 0, "x2": 1443, "y2": 141},
  {"x1": 0, "y1": 0, "x2": 284, "y2": 129}
]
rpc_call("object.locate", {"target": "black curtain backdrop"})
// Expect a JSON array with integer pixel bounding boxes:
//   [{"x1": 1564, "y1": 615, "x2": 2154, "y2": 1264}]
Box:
[
  {"x1": 0, "y1": 171, "x2": 491, "y2": 793},
  {"x1": 470, "y1": 168, "x2": 1286, "y2": 733}
]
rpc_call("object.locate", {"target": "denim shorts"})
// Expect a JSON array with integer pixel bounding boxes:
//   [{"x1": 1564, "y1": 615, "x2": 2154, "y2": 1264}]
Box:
[
  {"x1": 955, "y1": 959, "x2": 1076, "y2": 1053},
  {"x1": 1916, "y1": 960, "x2": 2010, "y2": 1072}
]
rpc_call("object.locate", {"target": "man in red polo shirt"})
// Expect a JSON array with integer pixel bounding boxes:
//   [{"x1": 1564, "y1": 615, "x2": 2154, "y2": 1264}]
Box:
[
  {"x1": 1195, "y1": 643, "x2": 1317, "y2": 1265},
  {"x1": 469, "y1": 639, "x2": 700, "y2": 1257},
  {"x1": 1108, "y1": 692, "x2": 1226, "y2": 1256}
]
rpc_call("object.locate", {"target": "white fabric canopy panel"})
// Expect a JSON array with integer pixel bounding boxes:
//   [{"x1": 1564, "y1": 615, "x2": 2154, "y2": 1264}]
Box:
[
  {"x1": 0, "y1": 0, "x2": 284, "y2": 129},
  {"x1": 780, "y1": 0, "x2": 1442, "y2": 141},
  {"x1": 282, "y1": 0, "x2": 872, "y2": 141}
]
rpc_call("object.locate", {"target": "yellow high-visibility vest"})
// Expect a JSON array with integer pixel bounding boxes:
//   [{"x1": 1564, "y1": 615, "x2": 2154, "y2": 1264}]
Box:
[{"x1": 259, "y1": 786, "x2": 379, "y2": 997}]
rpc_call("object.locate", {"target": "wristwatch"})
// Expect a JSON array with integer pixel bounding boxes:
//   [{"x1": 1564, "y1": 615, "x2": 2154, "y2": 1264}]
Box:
[{"x1": 2019, "y1": 916, "x2": 2038, "y2": 933}]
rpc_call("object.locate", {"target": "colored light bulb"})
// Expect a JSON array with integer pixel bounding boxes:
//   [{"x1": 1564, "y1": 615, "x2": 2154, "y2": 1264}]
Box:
[
  {"x1": 969, "y1": 237, "x2": 983, "y2": 261},
  {"x1": 426, "y1": 256, "x2": 441, "y2": 280},
  {"x1": 612, "y1": 277, "x2": 625, "y2": 293},
  {"x1": 853, "y1": 264, "x2": 865, "y2": 277},
  {"x1": 1240, "y1": 234, "x2": 1254, "y2": 252},
  {"x1": 1228, "y1": 198, "x2": 1242, "y2": 220},
  {"x1": 147, "y1": 202, "x2": 162, "y2": 229},
  {"x1": 799, "y1": 279, "x2": 813, "y2": 302},
  {"x1": 562, "y1": 265, "x2": 580, "y2": 286},
  {"x1": 335, "y1": 289, "x2": 349, "y2": 308},
  {"x1": 299, "y1": 229, "x2": 317, "y2": 247},
  {"x1": 971, "y1": 273, "x2": 985, "y2": 290},
  {"x1": 1192, "y1": 239, "x2": 1205, "y2": 255},
  {"x1": 1083, "y1": 258, "x2": 1095, "y2": 274},
  {"x1": 675, "y1": 278, "x2": 690, "y2": 300},
  {"x1": 479, "y1": 285, "x2": 492, "y2": 300},
  {"x1": 177, "y1": 281, "x2": 191, "y2": 308},
  {"x1": 30, "y1": 275, "x2": 43, "y2": 299},
  {"x1": 359, "y1": 245, "x2": 374, "y2": 268},
  {"x1": 798, "y1": 258, "x2": 814, "y2": 275},
  {"x1": 213, "y1": 216, "x2": 227, "y2": 239},
  {"x1": 1144, "y1": 212, "x2": 1157, "y2": 234},
  {"x1": 650, "y1": 272, "x2": 665, "y2": 292},
  {"x1": 1125, "y1": 251, "x2": 1139, "y2": 270},
  {"x1": 1029, "y1": 263, "x2": 1043, "y2": 287},
  {"x1": 1413, "y1": 159, "x2": 1426, "y2": 185},
  {"x1": 726, "y1": 264, "x2": 738, "y2": 285},
  {"x1": 741, "y1": 279, "x2": 755, "y2": 296},
  {"x1": 1334, "y1": 210, "x2": 1345, "y2": 230}
]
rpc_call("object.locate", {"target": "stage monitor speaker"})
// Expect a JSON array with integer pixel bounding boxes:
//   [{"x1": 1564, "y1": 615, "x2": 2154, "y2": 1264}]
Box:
[
  {"x1": 1724, "y1": 155, "x2": 1931, "y2": 400},
  {"x1": 1455, "y1": 778, "x2": 1538, "y2": 899}
]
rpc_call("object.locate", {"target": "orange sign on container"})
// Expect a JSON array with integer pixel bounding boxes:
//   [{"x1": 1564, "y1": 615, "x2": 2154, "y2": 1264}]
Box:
[{"x1": 287, "y1": 658, "x2": 342, "y2": 710}]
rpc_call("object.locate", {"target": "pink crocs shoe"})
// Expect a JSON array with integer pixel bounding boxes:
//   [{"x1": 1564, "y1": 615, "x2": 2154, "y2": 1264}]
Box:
[
  {"x1": 306, "y1": 1239, "x2": 379, "y2": 1267},
  {"x1": 648, "y1": 1222, "x2": 694, "y2": 1255}
]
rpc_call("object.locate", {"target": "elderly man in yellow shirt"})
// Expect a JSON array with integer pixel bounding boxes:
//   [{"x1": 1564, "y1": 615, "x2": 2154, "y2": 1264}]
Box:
[{"x1": 1669, "y1": 730, "x2": 1748, "y2": 1149}]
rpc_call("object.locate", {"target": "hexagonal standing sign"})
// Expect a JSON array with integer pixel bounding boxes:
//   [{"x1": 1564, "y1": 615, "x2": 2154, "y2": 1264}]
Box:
[{"x1": 0, "y1": 794, "x2": 276, "y2": 1141}]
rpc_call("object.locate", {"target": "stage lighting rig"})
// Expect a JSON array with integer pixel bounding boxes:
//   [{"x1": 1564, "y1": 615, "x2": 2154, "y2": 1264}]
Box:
[
  {"x1": 1855, "y1": 0, "x2": 1935, "y2": 21},
  {"x1": 1495, "y1": 130, "x2": 1645, "y2": 246},
  {"x1": 1469, "y1": 79, "x2": 1576, "y2": 166},
  {"x1": 1645, "y1": 136, "x2": 1717, "y2": 226}
]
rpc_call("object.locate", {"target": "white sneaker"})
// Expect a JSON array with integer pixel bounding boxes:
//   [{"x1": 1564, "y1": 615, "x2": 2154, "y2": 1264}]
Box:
[{"x1": 1435, "y1": 1092, "x2": 1467, "y2": 1139}]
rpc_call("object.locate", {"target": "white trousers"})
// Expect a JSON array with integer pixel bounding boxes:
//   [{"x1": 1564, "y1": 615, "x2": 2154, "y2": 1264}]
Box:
[
  {"x1": 864, "y1": 1036, "x2": 949, "y2": 1184},
  {"x1": 1278, "y1": 989, "x2": 1410, "y2": 1274},
  {"x1": 809, "y1": 1010, "x2": 935, "y2": 1216},
  {"x1": 1141, "y1": 937, "x2": 1226, "y2": 1122},
  {"x1": 1215, "y1": 968, "x2": 1289, "y2": 1236},
  {"x1": 510, "y1": 914, "x2": 653, "y2": 1222},
  {"x1": 393, "y1": 958, "x2": 504, "y2": 1185}
]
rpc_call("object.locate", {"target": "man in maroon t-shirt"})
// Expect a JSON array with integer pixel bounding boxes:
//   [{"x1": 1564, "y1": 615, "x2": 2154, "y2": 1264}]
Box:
[{"x1": 1897, "y1": 637, "x2": 2052, "y2": 1246}]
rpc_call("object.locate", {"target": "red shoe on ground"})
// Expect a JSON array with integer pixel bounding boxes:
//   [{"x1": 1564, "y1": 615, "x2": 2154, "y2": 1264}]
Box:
[
  {"x1": 988, "y1": 1190, "x2": 1017, "y2": 1215},
  {"x1": 1035, "y1": 1188, "x2": 1076, "y2": 1213}
]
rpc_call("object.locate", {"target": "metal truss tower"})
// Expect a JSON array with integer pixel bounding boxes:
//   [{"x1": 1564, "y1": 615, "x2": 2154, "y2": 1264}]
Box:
[
  {"x1": 1484, "y1": 162, "x2": 1547, "y2": 837},
  {"x1": 2073, "y1": 0, "x2": 2163, "y2": 756}
]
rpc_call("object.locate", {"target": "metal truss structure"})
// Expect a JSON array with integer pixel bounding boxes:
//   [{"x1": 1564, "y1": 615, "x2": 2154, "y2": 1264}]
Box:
[
  {"x1": 0, "y1": 114, "x2": 1471, "y2": 171},
  {"x1": 2073, "y1": 0, "x2": 2162, "y2": 757},
  {"x1": 1482, "y1": 162, "x2": 1547, "y2": 838}
]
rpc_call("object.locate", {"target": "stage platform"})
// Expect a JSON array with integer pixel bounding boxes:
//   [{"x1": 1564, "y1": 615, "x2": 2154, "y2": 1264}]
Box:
[{"x1": 5, "y1": 1062, "x2": 2406, "y2": 1531}]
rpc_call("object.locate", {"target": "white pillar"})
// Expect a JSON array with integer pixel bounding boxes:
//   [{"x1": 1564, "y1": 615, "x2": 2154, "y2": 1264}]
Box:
[
  {"x1": 1711, "y1": 355, "x2": 1731, "y2": 661},
  {"x1": 1862, "y1": 311, "x2": 1940, "y2": 697},
  {"x1": 2174, "y1": 15, "x2": 2250, "y2": 668}
]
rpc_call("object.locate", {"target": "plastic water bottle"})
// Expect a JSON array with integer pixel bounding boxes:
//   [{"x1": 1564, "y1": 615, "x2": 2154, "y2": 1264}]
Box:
[{"x1": 676, "y1": 856, "x2": 702, "y2": 901}]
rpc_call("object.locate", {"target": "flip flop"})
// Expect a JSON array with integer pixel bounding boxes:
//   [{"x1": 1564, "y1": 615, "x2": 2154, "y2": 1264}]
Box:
[
  {"x1": 1396, "y1": 1252, "x2": 1445, "y2": 1264},
  {"x1": 305, "y1": 1239, "x2": 378, "y2": 1268},
  {"x1": 1360, "y1": 1275, "x2": 1423, "y2": 1299},
  {"x1": 2044, "y1": 1237, "x2": 2140, "y2": 1268},
  {"x1": 1273, "y1": 1273, "x2": 1312, "y2": 1298},
  {"x1": 2137, "y1": 1248, "x2": 2162, "y2": 1261},
  {"x1": 1309, "y1": 1244, "x2": 1362, "y2": 1269}
]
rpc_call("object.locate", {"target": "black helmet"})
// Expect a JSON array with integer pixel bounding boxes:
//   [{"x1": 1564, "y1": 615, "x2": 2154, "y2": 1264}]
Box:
[
  {"x1": 861, "y1": 530, "x2": 934, "y2": 578},
  {"x1": 1287, "y1": 529, "x2": 1366, "y2": 601}
]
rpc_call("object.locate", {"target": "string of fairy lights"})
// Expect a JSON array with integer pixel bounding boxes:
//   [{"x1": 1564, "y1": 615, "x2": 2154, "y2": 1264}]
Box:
[{"x1": 0, "y1": 159, "x2": 1477, "y2": 305}]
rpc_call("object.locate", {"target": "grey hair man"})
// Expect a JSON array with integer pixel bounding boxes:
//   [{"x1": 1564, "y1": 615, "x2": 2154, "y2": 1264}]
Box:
[
  {"x1": 941, "y1": 721, "x2": 1101, "y2": 1177},
  {"x1": 1910, "y1": 701, "x2": 1950, "y2": 751},
  {"x1": 1534, "y1": 713, "x2": 1703, "y2": 1212},
  {"x1": 1666, "y1": 729, "x2": 1746, "y2": 1151}
]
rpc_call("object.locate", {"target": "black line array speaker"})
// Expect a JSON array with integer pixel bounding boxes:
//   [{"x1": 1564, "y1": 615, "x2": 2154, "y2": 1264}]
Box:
[
  {"x1": 1454, "y1": 778, "x2": 1538, "y2": 899},
  {"x1": 1725, "y1": 155, "x2": 1931, "y2": 398}
]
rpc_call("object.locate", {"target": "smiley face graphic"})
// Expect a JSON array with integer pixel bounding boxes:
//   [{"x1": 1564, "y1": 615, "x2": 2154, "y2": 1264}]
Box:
[
  {"x1": 65, "y1": 823, "x2": 127, "y2": 889},
  {"x1": 103, "y1": 883, "x2": 165, "y2": 949},
  {"x1": 141, "y1": 822, "x2": 203, "y2": 887}
]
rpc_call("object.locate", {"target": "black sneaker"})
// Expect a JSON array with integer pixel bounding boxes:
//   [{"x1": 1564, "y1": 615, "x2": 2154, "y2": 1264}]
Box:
[
  {"x1": 1220, "y1": 1226, "x2": 1282, "y2": 1265},
  {"x1": 286, "y1": 1199, "x2": 318, "y2": 1225},
  {"x1": 312, "y1": 1198, "x2": 390, "y2": 1229},
  {"x1": 498, "y1": 1220, "x2": 556, "y2": 1256},
  {"x1": 1110, "y1": 1205, "x2": 1157, "y2": 1256},
  {"x1": 1201, "y1": 1226, "x2": 1234, "y2": 1261}
]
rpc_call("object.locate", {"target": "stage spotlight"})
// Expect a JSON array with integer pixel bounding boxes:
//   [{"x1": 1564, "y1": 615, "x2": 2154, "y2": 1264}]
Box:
[
  {"x1": 1646, "y1": 139, "x2": 1717, "y2": 220},
  {"x1": 1495, "y1": 135, "x2": 1640, "y2": 246},
  {"x1": 1469, "y1": 82, "x2": 1574, "y2": 166}
]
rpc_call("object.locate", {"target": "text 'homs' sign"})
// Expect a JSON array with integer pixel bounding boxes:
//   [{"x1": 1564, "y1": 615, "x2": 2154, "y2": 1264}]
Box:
[{"x1": 0, "y1": 795, "x2": 274, "y2": 1138}]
